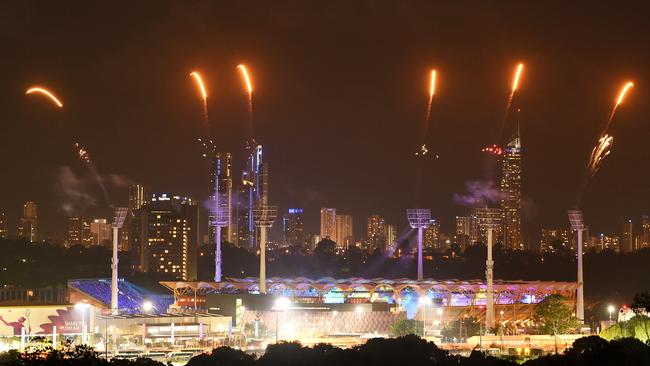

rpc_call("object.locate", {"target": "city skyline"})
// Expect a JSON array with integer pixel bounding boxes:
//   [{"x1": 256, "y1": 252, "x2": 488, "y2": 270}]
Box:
[{"x1": 2, "y1": 2, "x2": 649, "y2": 247}]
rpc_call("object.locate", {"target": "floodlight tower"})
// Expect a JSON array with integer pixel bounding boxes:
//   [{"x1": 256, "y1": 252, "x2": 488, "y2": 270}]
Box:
[
  {"x1": 485, "y1": 225, "x2": 497, "y2": 332},
  {"x1": 111, "y1": 207, "x2": 128, "y2": 315},
  {"x1": 211, "y1": 179, "x2": 230, "y2": 283},
  {"x1": 253, "y1": 164, "x2": 276, "y2": 294},
  {"x1": 407, "y1": 209, "x2": 431, "y2": 280},
  {"x1": 568, "y1": 209, "x2": 585, "y2": 322}
]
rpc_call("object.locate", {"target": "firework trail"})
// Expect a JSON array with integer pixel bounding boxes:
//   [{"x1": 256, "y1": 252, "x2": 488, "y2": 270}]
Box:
[
  {"x1": 189, "y1": 71, "x2": 209, "y2": 128},
  {"x1": 73, "y1": 143, "x2": 112, "y2": 206},
  {"x1": 416, "y1": 69, "x2": 439, "y2": 159},
  {"x1": 237, "y1": 64, "x2": 254, "y2": 135},
  {"x1": 604, "y1": 81, "x2": 634, "y2": 134},
  {"x1": 25, "y1": 87, "x2": 63, "y2": 108},
  {"x1": 424, "y1": 69, "x2": 437, "y2": 129},
  {"x1": 502, "y1": 63, "x2": 524, "y2": 129},
  {"x1": 577, "y1": 81, "x2": 634, "y2": 205}
]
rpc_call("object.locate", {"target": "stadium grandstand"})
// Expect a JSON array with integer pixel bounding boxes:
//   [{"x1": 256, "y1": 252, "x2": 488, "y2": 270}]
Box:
[
  {"x1": 161, "y1": 277, "x2": 578, "y2": 322},
  {"x1": 68, "y1": 278, "x2": 173, "y2": 314}
]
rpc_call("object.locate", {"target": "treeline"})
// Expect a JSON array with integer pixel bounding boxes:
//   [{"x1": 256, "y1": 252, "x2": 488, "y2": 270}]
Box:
[{"x1": 2, "y1": 332, "x2": 650, "y2": 365}]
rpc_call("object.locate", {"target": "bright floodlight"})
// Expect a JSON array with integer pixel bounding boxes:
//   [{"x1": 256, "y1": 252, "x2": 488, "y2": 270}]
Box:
[
  {"x1": 112, "y1": 207, "x2": 128, "y2": 229},
  {"x1": 75, "y1": 302, "x2": 89, "y2": 310},
  {"x1": 355, "y1": 305, "x2": 364, "y2": 313},
  {"x1": 419, "y1": 296, "x2": 433, "y2": 306},
  {"x1": 274, "y1": 297, "x2": 291, "y2": 311},
  {"x1": 568, "y1": 210, "x2": 584, "y2": 230},
  {"x1": 407, "y1": 209, "x2": 431, "y2": 228},
  {"x1": 436, "y1": 308, "x2": 443, "y2": 316},
  {"x1": 607, "y1": 305, "x2": 616, "y2": 313},
  {"x1": 142, "y1": 300, "x2": 153, "y2": 312}
]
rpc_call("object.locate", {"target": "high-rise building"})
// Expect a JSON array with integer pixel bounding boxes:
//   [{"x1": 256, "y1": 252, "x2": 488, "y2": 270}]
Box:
[
  {"x1": 122, "y1": 184, "x2": 150, "y2": 253},
  {"x1": 335, "y1": 214, "x2": 353, "y2": 248},
  {"x1": 209, "y1": 152, "x2": 234, "y2": 245},
  {"x1": 0, "y1": 212, "x2": 7, "y2": 239},
  {"x1": 141, "y1": 193, "x2": 199, "y2": 281},
  {"x1": 237, "y1": 142, "x2": 265, "y2": 251},
  {"x1": 367, "y1": 214, "x2": 386, "y2": 251},
  {"x1": 424, "y1": 219, "x2": 441, "y2": 250},
  {"x1": 500, "y1": 132, "x2": 522, "y2": 250},
  {"x1": 455, "y1": 216, "x2": 475, "y2": 249},
  {"x1": 384, "y1": 224, "x2": 398, "y2": 253},
  {"x1": 18, "y1": 201, "x2": 38, "y2": 242},
  {"x1": 283, "y1": 208, "x2": 304, "y2": 247},
  {"x1": 473, "y1": 206, "x2": 502, "y2": 245},
  {"x1": 539, "y1": 228, "x2": 573, "y2": 253},
  {"x1": 642, "y1": 215, "x2": 650, "y2": 249},
  {"x1": 90, "y1": 219, "x2": 112, "y2": 247},
  {"x1": 66, "y1": 216, "x2": 91, "y2": 247},
  {"x1": 320, "y1": 208, "x2": 337, "y2": 240},
  {"x1": 621, "y1": 220, "x2": 633, "y2": 253}
]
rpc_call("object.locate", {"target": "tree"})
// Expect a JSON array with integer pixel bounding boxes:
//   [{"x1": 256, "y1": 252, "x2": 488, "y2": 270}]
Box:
[
  {"x1": 441, "y1": 316, "x2": 480, "y2": 341},
  {"x1": 388, "y1": 319, "x2": 422, "y2": 337},
  {"x1": 533, "y1": 294, "x2": 579, "y2": 336},
  {"x1": 632, "y1": 293, "x2": 650, "y2": 344}
]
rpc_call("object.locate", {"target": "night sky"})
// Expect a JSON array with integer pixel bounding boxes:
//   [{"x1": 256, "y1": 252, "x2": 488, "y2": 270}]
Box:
[{"x1": 1, "y1": 1, "x2": 649, "y2": 245}]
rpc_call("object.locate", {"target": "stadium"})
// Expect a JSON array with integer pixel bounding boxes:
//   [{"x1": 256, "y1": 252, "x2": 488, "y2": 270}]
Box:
[{"x1": 161, "y1": 277, "x2": 579, "y2": 339}]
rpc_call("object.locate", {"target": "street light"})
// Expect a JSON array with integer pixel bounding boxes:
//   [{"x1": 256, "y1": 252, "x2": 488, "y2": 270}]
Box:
[
  {"x1": 75, "y1": 303, "x2": 90, "y2": 345},
  {"x1": 274, "y1": 297, "x2": 291, "y2": 343},
  {"x1": 607, "y1": 305, "x2": 616, "y2": 322},
  {"x1": 419, "y1": 296, "x2": 432, "y2": 337}
]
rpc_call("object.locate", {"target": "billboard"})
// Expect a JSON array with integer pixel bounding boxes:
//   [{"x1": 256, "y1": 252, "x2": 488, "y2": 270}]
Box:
[{"x1": 0, "y1": 306, "x2": 88, "y2": 336}]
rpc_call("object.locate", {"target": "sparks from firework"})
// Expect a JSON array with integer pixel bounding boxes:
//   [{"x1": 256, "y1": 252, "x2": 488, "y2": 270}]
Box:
[
  {"x1": 587, "y1": 134, "x2": 613, "y2": 178},
  {"x1": 189, "y1": 71, "x2": 209, "y2": 130},
  {"x1": 197, "y1": 138, "x2": 217, "y2": 158},
  {"x1": 25, "y1": 87, "x2": 63, "y2": 108},
  {"x1": 481, "y1": 144, "x2": 503, "y2": 156},
  {"x1": 73, "y1": 143, "x2": 112, "y2": 206},
  {"x1": 237, "y1": 64, "x2": 254, "y2": 133},
  {"x1": 604, "y1": 81, "x2": 634, "y2": 134}
]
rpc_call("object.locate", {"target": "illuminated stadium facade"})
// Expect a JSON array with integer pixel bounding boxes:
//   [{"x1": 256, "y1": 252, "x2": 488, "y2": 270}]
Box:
[{"x1": 161, "y1": 277, "x2": 578, "y2": 323}]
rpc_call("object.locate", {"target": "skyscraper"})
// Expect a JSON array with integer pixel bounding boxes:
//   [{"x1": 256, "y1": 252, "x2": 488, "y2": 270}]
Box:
[
  {"x1": 66, "y1": 216, "x2": 91, "y2": 247},
  {"x1": 237, "y1": 142, "x2": 265, "y2": 251},
  {"x1": 209, "y1": 152, "x2": 234, "y2": 245},
  {"x1": 335, "y1": 214, "x2": 353, "y2": 248},
  {"x1": 123, "y1": 184, "x2": 150, "y2": 253},
  {"x1": 424, "y1": 219, "x2": 441, "y2": 250},
  {"x1": 642, "y1": 215, "x2": 650, "y2": 249},
  {"x1": 455, "y1": 216, "x2": 475, "y2": 249},
  {"x1": 367, "y1": 214, "x2": 386, "y2": 252},
  {"x1": 18, "y1": 201, "x2": 38, "y2": 242},
  {"x1": 500, "y1": 132, "x2": 522, "y2": 250},
  {"x1": 0, "y1": 212, "x2": 7, "y2": 239},
  {"x1": 283, "y1": 208, "x2": 304, "y2": 247},
  {"x1": 621, "y1": 220, "x2": 633, "y2": 253},
  {"x1": 90, "y1": 219, "x2": 112, "y2": 247},
  {"x1": 320, "y1": 208, "x2": 337, "y2": 240},
  {"x1": 473, "y1": 206, "x2": 503, "y2": 245},
  {"x1": 142, "y1": 193, "x2": 199, "y2": 281},
  {"x1": 384, "y1": 224, "x2": 397, "y2": 253}
]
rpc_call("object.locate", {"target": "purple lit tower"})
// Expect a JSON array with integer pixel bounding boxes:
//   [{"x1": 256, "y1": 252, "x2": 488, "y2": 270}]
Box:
[{"x1": 407, "y1": 209, "x2": 431, "y2": 280}]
